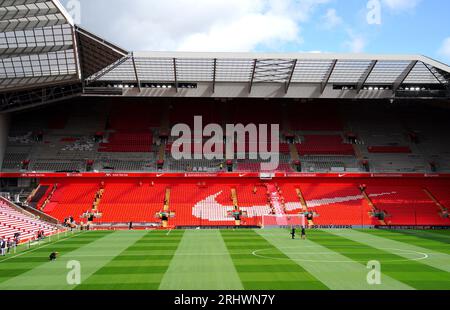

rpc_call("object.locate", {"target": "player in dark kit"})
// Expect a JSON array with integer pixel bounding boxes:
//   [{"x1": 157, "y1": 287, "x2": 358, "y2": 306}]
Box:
[
  {"x1": 301, "y1": 226, "x2": 307, "y2": 240},
  {"x1": 49, "y1": 252, "x2": 59, "y2": 261},
  {"x1": 290, "y1": 227, "x2": 296, "y2": 239}
]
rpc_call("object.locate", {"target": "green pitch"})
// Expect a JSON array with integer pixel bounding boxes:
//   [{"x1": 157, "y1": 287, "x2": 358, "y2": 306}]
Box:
[{"x1": 0, "y1": 229, "x2": 449, "y2": 290}]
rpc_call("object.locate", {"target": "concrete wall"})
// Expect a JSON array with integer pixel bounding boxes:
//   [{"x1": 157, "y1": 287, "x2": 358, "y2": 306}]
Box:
[{"x1": 0, "y1": 113, "x2": 11, "y2": 171}]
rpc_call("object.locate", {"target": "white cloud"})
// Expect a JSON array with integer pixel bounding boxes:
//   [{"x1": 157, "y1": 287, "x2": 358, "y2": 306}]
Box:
[
  {"x1": 344, "y1": 30, "x2": 366, "y2": 53},
  {"x1": 321, "y1": 8, "x2": 343, "y2": 30},
  {"x1": 69, "y1": 0, "x2": 330, "y2": 52},
  {"x1": 177, "y1": 14, "x2": 300, "y2": 52},
  {"x1": 382, "y1": 0, "x2": 421, "y2": 12},
  {"x1": 438, "y1": 37, "x2": 450, "y2": 62}
]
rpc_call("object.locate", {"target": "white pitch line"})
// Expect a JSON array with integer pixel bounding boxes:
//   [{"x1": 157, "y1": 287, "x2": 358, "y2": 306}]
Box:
[
  {"x1": 0, "y1": 232, "x2": 86, "y2": 264},
  {"x1": 251, "y1": 246, "x2": 429, "y2": 263}
]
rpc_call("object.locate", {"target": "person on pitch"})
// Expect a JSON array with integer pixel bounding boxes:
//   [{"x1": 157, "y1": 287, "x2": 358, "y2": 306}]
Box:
[
  {"x1": 49, "y1": 251, "x2": 59, "y2": 261},
  {"x1": 301, "y1": 226, "x2": 307, "y2": 240},
  {"x1": 290, "y1": 227, "x2": 296, "y2": 239}
]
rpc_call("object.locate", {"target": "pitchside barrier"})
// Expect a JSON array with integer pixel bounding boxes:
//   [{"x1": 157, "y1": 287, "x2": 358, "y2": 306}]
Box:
[{"x1": 261, "y1": 214, "x2": 305, "y2": 228}]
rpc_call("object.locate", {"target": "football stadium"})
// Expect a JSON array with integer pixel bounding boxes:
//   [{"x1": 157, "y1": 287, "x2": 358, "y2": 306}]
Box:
[{"x1": 0, "y1": 0, "x2": 450, "y2": 297}]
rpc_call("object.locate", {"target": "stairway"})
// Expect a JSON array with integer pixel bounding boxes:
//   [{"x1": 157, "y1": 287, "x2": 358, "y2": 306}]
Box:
[
  {"x1": 295, "y1": 187, "x2": 308, "y2": 212},
  {"x1": 158, "y1": 103, "x2": 171, "y2": 166},
  {"x1": 92, "y1": 188, "x2": 105, "y2": 211},
  {"x1": 266, "y1": 184, "x2": 288, "y2": 226},
  {"x1": 26, "y1": 185, "x2": 40, "y2": 204},
  {"x1": 164, "y1": 187, "x2": 171, "y2": 211},
  {"x1": 41, "y1": 184, "x2": 58, "y2": 212},
  {"x1": 158, "y1": 143, "x2": 166, "y2": 162},
  {"x1": 353, "y1": 144, "x2": 364, "y2": 162},
  {"x1": 423, "y1": 188, "x2": 447, "y2": 213},
  {"x1": 289, "y1": 144, "x2": 300, "y2": 162},
  {"x1": 231, "y1": 188, "x2": 239, "y2": 208},
  {"x1": 361, "y1": 187, "x2": 386, "y2": 225},
  {"x1": 160, "y1": 103, "x2": 171, "y2": 129}
]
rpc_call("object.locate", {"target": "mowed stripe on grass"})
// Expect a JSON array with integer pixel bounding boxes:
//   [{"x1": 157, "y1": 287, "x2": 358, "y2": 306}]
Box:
[
  {"x1": 221, "y1": 230, "x2": 327, "y2": 290},
  {"x1": 363, "y1": 230, "x2": 450, "y2": 253},
  {"x1": 159, "y1": 230, "x2": 243, "y2": 290},
  {"x1": 77, "y1": 230, "x2": 184, "y2": 290},
  {"x1": 0, "y1": 231, "x2": 145, "y2": 290},
  {"x1": 257, "y1": 229, "x2": 413, "y2": 290},
  {"x1": 0, "y1": 231, "x2": 111, "y2": 285},
  {"x1": 317, "y1": 230, "x2": 450, "y2": 290},
  {"x1": 330, "y1": 229, "x2": 450, "y2": 273}
]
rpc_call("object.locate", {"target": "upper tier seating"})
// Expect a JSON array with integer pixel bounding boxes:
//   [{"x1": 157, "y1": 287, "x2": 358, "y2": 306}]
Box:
[
  {"x1": 288, "y1": 104, "x2": 343, "y2": 131},
  {"x1": 170, "y1": 102, "x2": 221, "y2": 127},
  {"x1": 109, "y1": 102, "x2": 162, "y2": 130},
  {"x1": 236, "y1": 161, "x2": 293, "y2": 172},
  {"x1": 29, "y1": 160, "x2": 85, "y2": 172},
  {"x1": 5, "y1": 100, "x2": 450, "y2": 174},
  {"x1": 229, "y1": 102, "x2": 282, "y2": 125},
  {"x1": 296, "y1": 135, "x2": 355, "y2": 156},
  {"x1": 368, "y1": 146, "x2": 412, "y2": 154},
  {"x1": 99, "y1": 132, "x2": 153, "y2": 153}
]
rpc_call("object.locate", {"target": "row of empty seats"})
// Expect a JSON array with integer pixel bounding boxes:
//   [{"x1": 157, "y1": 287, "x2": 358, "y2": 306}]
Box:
[
  {"x1": 296, "y1": 135, "x2": 355, "y2": 156},
  {"x1": 99, "y1": 132, "x2": 153, "y2": 153},
  {"x1": 36, "y1": 179, "x2": 450, "y2": 227},
  {"x1": 0, "y1": 200, "x2": 58, "y2": 241},
  {"x1": 5, "y1": 100, "x2": 450, "y2": 173}
]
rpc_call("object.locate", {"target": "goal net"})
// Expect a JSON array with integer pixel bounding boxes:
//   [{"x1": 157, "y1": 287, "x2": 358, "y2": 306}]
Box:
[{"x1": 261, "y1": 214, "x2": 305, "y2": 228}]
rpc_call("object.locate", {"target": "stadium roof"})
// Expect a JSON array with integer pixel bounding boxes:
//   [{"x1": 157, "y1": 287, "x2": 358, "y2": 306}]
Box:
[
  {"x1": 87, "y1": 52, "x2": 450, "y2": 94},
  {"x1": 1, "y1": 0, "x2": 449, "y2": 112},
  {"x1": 0, "y1": 0, "x2": 126, "y2": 93}
]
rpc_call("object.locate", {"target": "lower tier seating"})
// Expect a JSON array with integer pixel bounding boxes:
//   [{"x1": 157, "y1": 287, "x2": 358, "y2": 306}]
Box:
[
  {"x1": 365, "y1": 183, "x2": 449, "y2": 226},
  {"x1": 40, "y1": 179, "x2": 450, "y2": 227},
  {"x1": 0, "y1": 200, "x2": 58, "y2": 241}
]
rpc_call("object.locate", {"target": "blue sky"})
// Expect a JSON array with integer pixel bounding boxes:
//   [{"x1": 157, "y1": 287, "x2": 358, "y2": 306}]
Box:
[{"x1": 62, "y1": 0, "x2": 450, "y2": 64}]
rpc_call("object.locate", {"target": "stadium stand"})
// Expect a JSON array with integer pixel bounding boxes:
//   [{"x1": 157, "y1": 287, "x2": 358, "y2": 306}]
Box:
[
  {"x1": 99, "y1": 132, "x2": 153, "y2": 153},
  {"x1": 3, "y1": 100, "x2": 450, "y2": 174},
  {"x1": 365, "y1": 181, "x2": 450, "y2": 226},
  {"x1": 296, "y1": 135, "x2": 355, "y2": 156},
  {"x1": 368, "y1": 146, "x2": 412, "y2": 154},
  {"x1": 1, "y1": 0, "x2": 450, "y2": 237},
  {"x1": 0, "y1": 199, "x2": 59, "y2": 242},
  {"x1": 22, "y1": 178, "x2": 448, "y2": 228}
]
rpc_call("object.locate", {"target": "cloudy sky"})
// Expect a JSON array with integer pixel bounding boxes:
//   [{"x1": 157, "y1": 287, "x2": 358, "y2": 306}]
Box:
[{"x1": 61, "y1": 0, "x2": 450, "y2": 64}]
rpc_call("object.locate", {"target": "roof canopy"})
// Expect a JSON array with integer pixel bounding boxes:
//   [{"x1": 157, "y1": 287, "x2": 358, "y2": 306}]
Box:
[
  {"x1": 0, "y1": 0, "x2": 80, "y2": 91},
  {"x1": 0, "y1": 0, "x2": 126, "y2": 93},
  {"x1": 87, "y1": 52, "x2": 450, "y2": 94},
  {"x1": 1, "y1": 0, "x2": 449, "y2": 110}
]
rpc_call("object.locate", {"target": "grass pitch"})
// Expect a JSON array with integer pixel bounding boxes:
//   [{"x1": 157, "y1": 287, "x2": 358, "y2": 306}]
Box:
[{"x1": 0, "y1": 229, "x2": 449, "y2": 290}]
